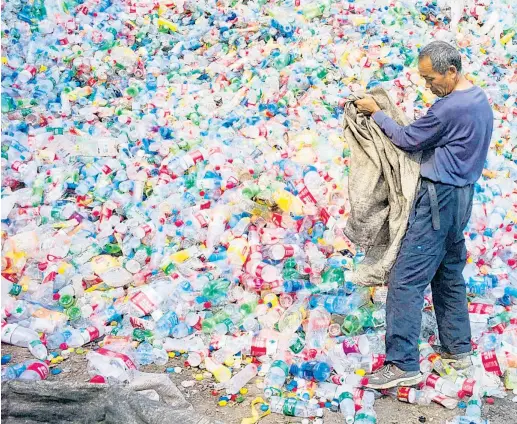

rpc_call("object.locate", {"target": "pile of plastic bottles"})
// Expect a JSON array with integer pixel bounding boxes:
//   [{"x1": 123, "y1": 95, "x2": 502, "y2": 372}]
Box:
[{"x1": 1, "y1": 0, "x2": 516, "y2": 422}]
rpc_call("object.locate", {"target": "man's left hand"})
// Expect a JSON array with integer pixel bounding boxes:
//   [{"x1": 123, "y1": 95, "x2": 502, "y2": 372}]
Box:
[{"x1": 355, "y1": 98, "x2": 381, "y2": 115}]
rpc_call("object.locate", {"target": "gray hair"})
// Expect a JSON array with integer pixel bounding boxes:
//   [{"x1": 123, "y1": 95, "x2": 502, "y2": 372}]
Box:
[{"x1": 418, "y1": 41, "x2": 462, "y2": 74}]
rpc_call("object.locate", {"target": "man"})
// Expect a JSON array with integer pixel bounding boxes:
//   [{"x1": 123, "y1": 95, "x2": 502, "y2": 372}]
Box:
[{"x1": 354, "y1": 41, "x2": 493, "y2": 389}]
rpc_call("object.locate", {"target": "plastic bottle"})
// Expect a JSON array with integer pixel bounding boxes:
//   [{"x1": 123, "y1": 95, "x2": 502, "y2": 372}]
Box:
[
  {"x1": 221, "y1": 363, "x2": 258, "y2": 394},
  {"x1": 337, "y1": 384, "x2": 355, "y2": 424},
  {"x1": 354, "y1": 391, "x2": 377, "y2": 424},
  {"x1": 269, "y1": 396, "x2": 323, "y2": 418},
  {"x1": 1, "y1": 323, "x2": 47, "y2": 360},
  {"x1": 464, "y1": 391, "x2": 483, "y2": 422},
  {"x1": 331, "y1": 373, "x2": 369, "y2": 388},
  {"x1": 1, "y1": 361, "x2": 30, "y2": 380},
  {"x1": 423, "y1": 373, "x2": 460, "y2": 398},
  {"x1": 306, "y1": 307, "x2": 330, "y2": 349},
  {"x1": 264, "y1": 360, "x2": 289, "y2": 389},
  {"x1": 418, "y1": 340, "x2": 452, "y2": 377},
  {"x1": 18, "y1": 361, "x2": 50, "y2": 381},
  {"x1": 205, "y1": 357, "x2": 232, "y2": 383},
  {"x1": 382, "y1": 386, "x2": 418, "y2": 403},
  {"x1": 290, "y1": 361, "x2": 332, "y2": 382}
]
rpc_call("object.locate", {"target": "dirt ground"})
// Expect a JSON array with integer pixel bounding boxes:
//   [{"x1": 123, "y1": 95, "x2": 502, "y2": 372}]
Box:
[{"x1": 2, "y1": 343, "x2": 516, "y2": 424}]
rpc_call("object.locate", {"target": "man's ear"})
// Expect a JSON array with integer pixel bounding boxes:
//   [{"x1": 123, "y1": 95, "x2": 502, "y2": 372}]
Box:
[{"x1": 448, "y1": 65, "x2": 458, "y2": 76}]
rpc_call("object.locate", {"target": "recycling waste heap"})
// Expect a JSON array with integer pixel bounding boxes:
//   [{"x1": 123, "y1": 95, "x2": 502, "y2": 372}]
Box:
[{"x1": 1, "y1": 0, "x2": 516, "y2": 422}]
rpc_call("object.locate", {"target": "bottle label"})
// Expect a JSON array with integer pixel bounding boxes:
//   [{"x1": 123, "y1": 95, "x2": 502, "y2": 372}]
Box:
[
  {"x1": 190, "y1": 150, "x2": 205, "y2": 164},
  {"x1": 11, "y1": 161, "x2": 22, "y2": 171},
  {"x1": 9, "y1": 283, "x2": 22, "y2": 296},
  {"x1": 25, "y1": 362, "x2": 49, "y2": 380},
  {"x1": 96, "y1": 138, "x2": 119, "y2": 156},
  {"x1": 490, "y1": 323, "x2": 506, "y2": 334},
  {"x1": 354, "y1": 413, "x2": 376, "y2": 423},
  {"x1": 221, "y1": 318, "x2": 233, "y2": 332},
  {"x1": 2, "y1": 273, "x2": 18, "y2": 283},
  {"x1": 297, "y1": 184, "x2": 317, "y2": 205},
  {"x1": 371, "y1": 354, "x2": 386, "y2": 372},
  {"x1": 194, "y1": 212, "x2": 208, "y2": 228},
  {"x1": 283, "y1": 245, "x2": 295, "y2": 258},
  {"x1": 85, "y1": 326, "x2": 100, "y2": 342},
  {"x1": 129, "y1": 316, "x2": 155, "y2": 331},
  {"x1": 96, "y1": 348, "x2": 137, "y2": 370},
  {"x1": 319, "y1": 207, "x2": 331, "y2": 224},
  {"x1": 468, "y1": 303, "x2": 494, "y2": 315},
  {"x1": 130, "y1": 291, "x2": 157, "y2": 315},
  {"x1": 289, "y1": 337, "x2": 304, "y2": 354},
  {"x1": 330, "y1": 374, "x2": 343, "y2": 385},
  {"x1": 338, "y1": 391, "x2": 353, "y2": 402},
  {"x1": 341, "y1": 336, "x2": 361, "y2": 354},
  {"x1": 101, "y1": 165, "x2": 113, "y2": 175},
  {"x1": 353, "y1": 387, "x2": 364, "y2": 404},
  {"x1": 250, "y1": 337, "x2": 267, "y2": 357},
  {"x1": 431, "y1": 393, "x2": 448, "y2": 405},
  {"x1": 481, "y1": 351, "x2": 503, "y2": 376},
  {"x1": 254, "y1": 263, "x2": 266, "y2": 278},
  {"x1": 283, "y1": 398, "x2": 297, "y2": 416},
  {"x1": 461, "y1": 378, "x2": 476, "y2": 396},
  {"x1": 271, "y1": 213, "x2": 284, "y2": 228},
  {"x1": 425, "y1": 373, "x2": 440, "y2": 388},
  {"x1": 271, "y1": 360, "x2": 289, "y2": 376},
  {"x1": 29, "y1": 339, "x2": 43, "y2": 349},
  {"x1": 396, "y1": 387, "x2": 412, "y2": 402}
]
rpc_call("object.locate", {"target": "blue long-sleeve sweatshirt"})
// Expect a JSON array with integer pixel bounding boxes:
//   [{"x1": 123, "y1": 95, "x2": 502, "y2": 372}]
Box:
[{"x1": 372, "y1": 86, "x2": 494, "y2": 187}]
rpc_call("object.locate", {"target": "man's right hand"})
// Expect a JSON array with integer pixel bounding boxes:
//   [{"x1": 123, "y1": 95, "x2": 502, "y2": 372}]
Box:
[{"x1": 355, "y1": 98, "x2": 381, "y2": 115}]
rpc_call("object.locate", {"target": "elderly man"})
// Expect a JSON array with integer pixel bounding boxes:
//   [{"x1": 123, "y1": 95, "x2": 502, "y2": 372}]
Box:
[{"x1": 355, "y1": 41, "x2": 493, "y2": 389}]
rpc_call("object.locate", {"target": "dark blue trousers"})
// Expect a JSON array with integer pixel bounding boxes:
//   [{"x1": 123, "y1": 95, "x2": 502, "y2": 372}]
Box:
[{"x1": 386, "y1": 179, "x2": 474, "y2": 372}]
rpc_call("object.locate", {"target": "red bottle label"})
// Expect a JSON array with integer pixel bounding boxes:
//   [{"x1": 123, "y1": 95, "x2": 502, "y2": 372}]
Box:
[
  {"x1": 481, "y1": 351, "x2": 503, "y2": 376},
  {"x1": 26, "y1": 362, "x2": 49, "y2": 380},
  {"x1": 96, "y1": 348, "x2": 137, "y2": 370}
]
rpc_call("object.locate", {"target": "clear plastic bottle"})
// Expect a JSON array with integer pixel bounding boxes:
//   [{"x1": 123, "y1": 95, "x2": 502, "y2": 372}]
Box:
[
  {"x1": 354, "y1": 391, "x2": 377, "y2": 424},
  {"x1": 306, "y1": 307, "x2": 330, "y2": 349},
  {"x1": 264, "y1": 360, "x2": 289, "y2": 389},
  {"x1": 269, "y1": 396, "x2": 323, "y2": 418},
  {"x1": 423, "y1": 373, "x2": 460, "y2": 399},
  {"x1": 289, "y1": 361, "x2": 331, "y2": 382},
  {"x1": 337, "y1": 384, "x2": 355, "y2": 424},
  {"x1": 222, "y1": 363, "x2": 258, "y2": 394},
  {"x1": 18, "y1": 360, "x2": 50, "y2": 381}
]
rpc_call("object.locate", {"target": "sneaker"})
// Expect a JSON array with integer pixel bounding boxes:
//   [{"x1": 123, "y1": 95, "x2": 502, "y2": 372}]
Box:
[
  {"x1": 433, "y1": 346, "x2": 473, "y2": 370},
  {"x1": 364, "y1": 364, "x2": 423, "y2": 390}
]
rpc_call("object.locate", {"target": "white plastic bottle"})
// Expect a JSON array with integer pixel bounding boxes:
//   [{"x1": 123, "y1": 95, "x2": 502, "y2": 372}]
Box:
[{"x1": 1, "y1": 323, "x2": 48, "y2": 360}]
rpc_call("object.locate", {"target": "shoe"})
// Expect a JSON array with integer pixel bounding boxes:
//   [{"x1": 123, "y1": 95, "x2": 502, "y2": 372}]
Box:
[
  {"x1": 364, "y1": 364, "x2": 423, "y2": 390},
  {"x1": 433, "y1": 346, "x2": 473, "y2": 370}
]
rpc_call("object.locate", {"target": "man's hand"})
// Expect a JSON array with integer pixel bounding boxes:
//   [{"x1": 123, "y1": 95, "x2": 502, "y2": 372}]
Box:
[{"x1": 355, "y1": 97, "x2": 381, "y2": 115}]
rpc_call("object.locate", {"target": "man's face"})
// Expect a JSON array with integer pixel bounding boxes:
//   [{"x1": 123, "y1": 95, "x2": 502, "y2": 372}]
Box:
[{"x1": 418, "y1": 56, "x2": 458, "y2": 98}]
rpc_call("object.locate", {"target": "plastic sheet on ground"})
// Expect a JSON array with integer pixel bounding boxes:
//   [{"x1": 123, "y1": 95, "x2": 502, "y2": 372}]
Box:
[{"x1": 1, "y1": 371, "x2": 217, "y2": 424}]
